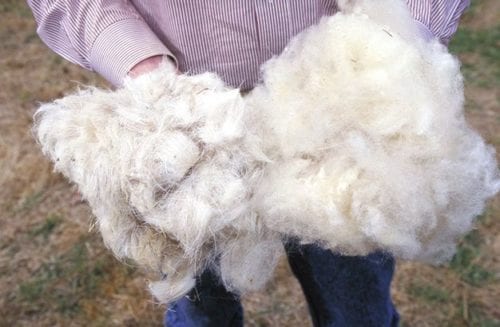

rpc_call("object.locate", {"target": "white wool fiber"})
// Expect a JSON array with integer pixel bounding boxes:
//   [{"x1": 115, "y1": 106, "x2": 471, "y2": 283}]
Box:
[
  {"x1": 33, "y1": 64, "x2": 272, "y2": 302},
  {"x1": 33, "y1": 0, "x2": 500, "y2": 303},
  {"x1": 247, "y1": 0, "x2": 500, "y2": 263}
]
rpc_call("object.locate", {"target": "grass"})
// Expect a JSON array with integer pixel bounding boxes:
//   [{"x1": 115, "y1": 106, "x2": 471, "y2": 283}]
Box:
[
  {"x1": 450, "y1": 233, "x2": 495, "y2": 287},
  {"x1": 0, "y1": 0, "x2": 30, "y2": 15},
  {"x1": 450, "y1": 26, "x2": 500, "y2": 62},
  {"x1": 449, "y1": 225, "x2": 495, "y2": 286},
  {"x1": 460, "y1": 302, "x2": 500, "y2": 327},
  {"x1": 407, "y1": 282, "x2": 450, "y2": 303},
  {"x1": 14, "y1": 190, "x2": 45, "y2": 214},
  {"x1": 17, "y1": 237, "x2": 111, "y2": 317},
  {"x1": 15, "y1": 252, "x2": 143, "y2": 324},
  {"x1": 449, "y1": 25, "x2": 500, "y2": 88},
  {"x1": 30, "y1": 214, "x2": 63, "y2": 239}
]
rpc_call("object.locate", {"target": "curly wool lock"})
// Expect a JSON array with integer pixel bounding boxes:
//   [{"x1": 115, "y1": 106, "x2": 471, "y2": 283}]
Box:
[
  {"x1": 33, "y1": 66, "x2": 278, "y2": 302},
  {"x1": 247, "y1": 0, "x2": 500, "y2": 263}
]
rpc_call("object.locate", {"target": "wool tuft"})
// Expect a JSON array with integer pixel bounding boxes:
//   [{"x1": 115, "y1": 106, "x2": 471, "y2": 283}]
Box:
[
  {"x1": 33, "y1": 64, "x2": 271, "y2": 302},
  {"x1": 246, "y1": 0, "x2": 500, "y2": 263}
]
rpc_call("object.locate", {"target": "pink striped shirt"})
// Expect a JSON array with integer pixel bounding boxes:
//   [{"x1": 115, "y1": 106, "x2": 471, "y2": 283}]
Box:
[{"x1": 28, "y1": 0, "x2": 470, "y2": 89}]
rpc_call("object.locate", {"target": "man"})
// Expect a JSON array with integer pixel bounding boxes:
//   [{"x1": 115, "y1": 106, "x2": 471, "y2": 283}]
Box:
[{"x1": 27, "y1": 1, "x2": 470, "y2": 326}]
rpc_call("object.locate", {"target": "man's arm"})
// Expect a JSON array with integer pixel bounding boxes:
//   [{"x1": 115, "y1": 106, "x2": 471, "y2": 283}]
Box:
[
  {"x1": 406, "y1": 0, "x2": 471, "y2": 44},
  {"x1": 27, "y1": 0, "x2": 176, "y2": 86}
]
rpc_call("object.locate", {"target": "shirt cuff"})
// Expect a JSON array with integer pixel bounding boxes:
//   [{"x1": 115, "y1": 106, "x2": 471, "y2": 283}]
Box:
[{"x1": 89, "y1": 18, "x2": 177, "y2": 87}]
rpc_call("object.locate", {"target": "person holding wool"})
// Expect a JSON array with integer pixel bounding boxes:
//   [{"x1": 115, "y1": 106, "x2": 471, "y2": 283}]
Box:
[{"x1": 28, "y1": 1, "x2": 471, "y2": 326}]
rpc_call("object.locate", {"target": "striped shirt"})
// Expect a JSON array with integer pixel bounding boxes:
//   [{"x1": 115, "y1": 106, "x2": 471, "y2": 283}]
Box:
[{"x1": 28, "y1": 0, "x2": 470, "y2": 89}]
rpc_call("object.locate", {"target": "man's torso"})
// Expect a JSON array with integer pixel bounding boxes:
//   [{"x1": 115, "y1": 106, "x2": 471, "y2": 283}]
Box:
[{"x1": 132, "y1": 1, "x2": 339, "y2": 89}]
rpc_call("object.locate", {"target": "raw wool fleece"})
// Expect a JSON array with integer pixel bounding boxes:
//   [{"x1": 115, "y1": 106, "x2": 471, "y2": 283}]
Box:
[
  {"x1": 33, "y1": 0, "x2": 499, "y2": 303},
  {"x1": 33, "y1": 65, "x2": 281, "y2": 302},
  {"x1": 247, "y1": 0, "x2": 500, "y2": 263}
]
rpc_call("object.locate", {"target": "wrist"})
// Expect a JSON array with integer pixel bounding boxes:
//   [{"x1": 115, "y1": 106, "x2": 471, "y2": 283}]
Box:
[
  {"x1": 128, "y1": 55, "x2": 164, "y2": 78},
  {"x1": 128, "y1": 55, "x2": 178, "y2": 78}
]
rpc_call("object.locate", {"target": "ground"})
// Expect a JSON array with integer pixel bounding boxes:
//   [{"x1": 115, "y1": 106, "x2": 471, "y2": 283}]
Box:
[{"x1": 0, "y1": 1, "x2": 498, "y2": 326}]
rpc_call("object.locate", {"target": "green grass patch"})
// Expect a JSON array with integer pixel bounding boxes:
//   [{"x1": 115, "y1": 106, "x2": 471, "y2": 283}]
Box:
[
  {"x1": 461, "y1": 264, "x2": 494, "y2": 286},
  {"x1": 449, "y1": 229, "x2": 494, "y2": 286},
  {"x1": 408, "y1": 282, "x2": 450, "y2": 303},
  {"x1": 449, "y1": 25, "x2": 500, "y2": 87},
  {"x1": 15, "y1": 191, "x2": 44, "y2": 214},
  {"x1": 477, "y1": 208, "x2": 496, "y2": 227},
  {"x1": 450, "y1": 26, "x2": 500, "y2": 61},
  {"x1": 18, "y1": 238, "x2": 109, "y2": 316},
  {"x1": 0, "y1": 0, "x2": 32, "y2": 17},
  {"x1": 30, "y1": 214, "x2": 63, "y2": 239},
  {"x1": 465, "y1": 303, "x2": 500, "y2": 327},
  {"x1": 19, "y1": 279, "x2": 45, "y2": 302}
]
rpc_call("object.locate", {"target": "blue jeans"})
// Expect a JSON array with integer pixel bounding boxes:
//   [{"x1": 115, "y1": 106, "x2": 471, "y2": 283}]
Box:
[{"x1": 165, "y1": 242, "x2": 399, "y2": 327}]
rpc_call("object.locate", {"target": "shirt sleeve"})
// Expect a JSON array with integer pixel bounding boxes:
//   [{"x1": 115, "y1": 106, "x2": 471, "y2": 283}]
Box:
[
  {"x1": 406, "y1": 0, "x2": 471, "y2": 44},
  {"x1": 27, "y1": 0, "x2": 176, "y2": 86}
]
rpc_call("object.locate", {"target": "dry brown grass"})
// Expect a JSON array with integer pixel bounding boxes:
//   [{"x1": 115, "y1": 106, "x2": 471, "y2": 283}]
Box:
[{"x1": 0, "y1": 1, "x2": 498, "y2": 326}]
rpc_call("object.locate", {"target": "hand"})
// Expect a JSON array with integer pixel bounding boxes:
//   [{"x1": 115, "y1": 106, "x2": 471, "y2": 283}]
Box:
[{"x1": 128, "y1": 55, "x2": 178, "y2": 78}]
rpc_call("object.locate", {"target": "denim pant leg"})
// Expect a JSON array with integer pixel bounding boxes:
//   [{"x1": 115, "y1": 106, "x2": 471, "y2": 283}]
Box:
[
  {"x1": 286, "y1": 242, "x2": 400, "y2": 327},
  {"x1": 164, "y1": 246, "x2": 399, "y2": 327},
  {"x1": 164, "y1": 269, "x2": 244, "y2": 327}
]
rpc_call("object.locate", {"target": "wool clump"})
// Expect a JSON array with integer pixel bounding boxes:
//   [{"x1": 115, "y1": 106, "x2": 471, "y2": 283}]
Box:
[
  {"x1": 246, "y1": 0, "x2": 500, "y2": 263},
  {"x1": 33, "y1": 0, "x2": 499, "y2": 303},
  {"x1": 34, "y1": 66, "x2": 277, "y2": 302}
]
